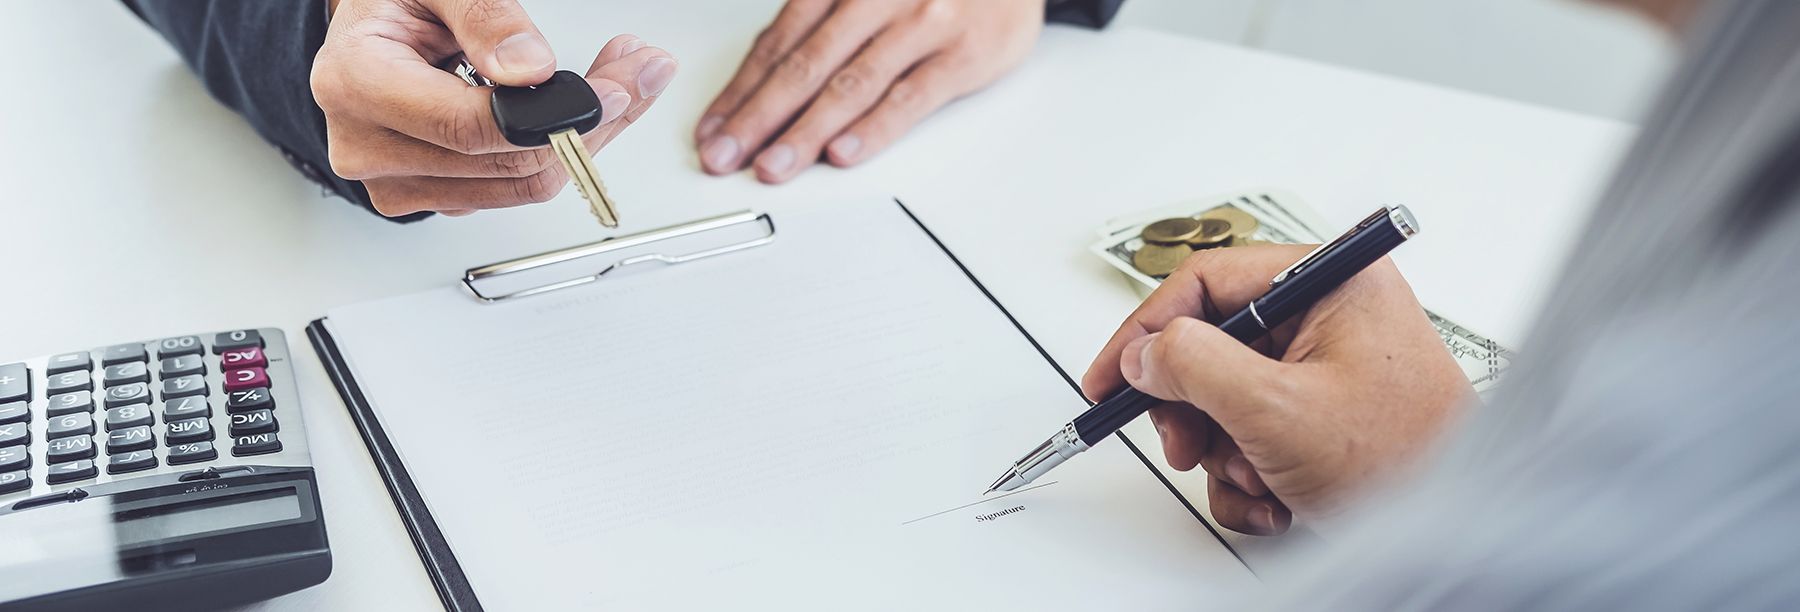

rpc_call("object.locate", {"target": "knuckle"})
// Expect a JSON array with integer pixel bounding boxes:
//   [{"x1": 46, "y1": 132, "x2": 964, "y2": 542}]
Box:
[
  {"x1": 367, "y1": 188, "x2": 411, "y2": 218},
  {"x1": 483, "y1": 149, "x2": 554, "y2": 178},
  {"x1": 884, "y1": 80, "x2": 925, "y2": 110},
  {"x1": 458, "y1": 0, "x2": 512, "y2": 28},
  {"x1": 825, "y1": 67, "x2": 872, "y2": 98},
  {"x1": 774, "y1": 52, "x2": 824, "y2": 85},
  {"x1": 915, "y1": 0, "x2": 961, "y2": 23},
  {"x1": 325, "y1": 143, "x2": 369, "y2": 180},
  {"x1": 748, "y1": 32, "x2": 788, "y2": 66},
  {"x1": 512, "y1": 170, "x2": 563, "y2": 204},
  {"x1": 309, "y1": 62, "x2": 347, "y2": 111},
  {"x1": 436, "y1": 104, "x2": 495, "y2": 153}
]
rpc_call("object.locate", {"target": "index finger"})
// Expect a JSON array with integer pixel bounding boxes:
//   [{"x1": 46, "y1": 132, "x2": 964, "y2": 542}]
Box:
[
  {"x1": 1080, "y1": 245, "x2": 1314, "y2": 401},
  {"x1": 696, "y1": 0, "x2": 835, "y2": 142},
  {"x1": 318, "y1": 36, "x2": 524, "y2": 155}
]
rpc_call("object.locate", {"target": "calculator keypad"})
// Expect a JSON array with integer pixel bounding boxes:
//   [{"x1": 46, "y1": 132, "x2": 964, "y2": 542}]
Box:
[{"x1": 1, "y1": 329, "x2": 306, "y2": 497}]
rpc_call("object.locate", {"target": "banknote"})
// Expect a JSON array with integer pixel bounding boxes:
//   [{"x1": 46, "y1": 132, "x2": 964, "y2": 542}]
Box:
[{"x1": 1090, "y1": 189, "x2": 1515, "y2": 395}]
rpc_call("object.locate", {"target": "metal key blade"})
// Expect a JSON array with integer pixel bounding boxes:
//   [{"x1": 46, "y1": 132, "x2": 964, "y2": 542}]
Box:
[{"x1": 547, "y1": 128, "x2": 619, "y2": 228}]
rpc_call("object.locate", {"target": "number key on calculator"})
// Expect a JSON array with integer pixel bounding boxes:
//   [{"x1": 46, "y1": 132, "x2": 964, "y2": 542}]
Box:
[{"x1": 0, "y1": 328, "x2": 314, "y2": 496}]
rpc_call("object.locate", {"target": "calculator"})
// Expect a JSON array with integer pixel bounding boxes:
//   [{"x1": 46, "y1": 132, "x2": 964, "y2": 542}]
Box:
[{"x1": 0, "y1": 329, "x2": 329, "y2": 611}]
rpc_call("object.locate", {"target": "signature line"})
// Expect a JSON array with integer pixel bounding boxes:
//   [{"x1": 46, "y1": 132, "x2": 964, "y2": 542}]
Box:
[{"x1": 900, "y1": 481, "x2": 1060, "y2": 526}]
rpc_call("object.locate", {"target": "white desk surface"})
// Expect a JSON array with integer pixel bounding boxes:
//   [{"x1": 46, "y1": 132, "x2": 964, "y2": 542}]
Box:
[{"x1": 1, "y1": 1, "x2": 1633, "y2": 609}]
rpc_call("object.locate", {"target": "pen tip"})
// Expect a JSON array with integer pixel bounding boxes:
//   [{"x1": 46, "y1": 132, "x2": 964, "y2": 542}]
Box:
[{"x1": 985, "y1": 470, "x2": 1020, "y2": 495}]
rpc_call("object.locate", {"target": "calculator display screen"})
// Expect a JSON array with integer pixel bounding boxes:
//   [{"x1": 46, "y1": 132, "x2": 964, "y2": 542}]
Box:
[{"x1": 114, "y1": 489, "x2": 303, "y2": 547}]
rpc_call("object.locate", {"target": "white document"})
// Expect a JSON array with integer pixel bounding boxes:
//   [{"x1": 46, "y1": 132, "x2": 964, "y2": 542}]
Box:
[{"x1": 323, "y1": 197, "x2": 1255, "y2": 610}]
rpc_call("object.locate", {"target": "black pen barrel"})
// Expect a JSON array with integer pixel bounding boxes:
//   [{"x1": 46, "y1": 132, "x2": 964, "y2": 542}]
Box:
[{"x1": 1069, "y1": 207, "x2": 1416, "y2": 448}]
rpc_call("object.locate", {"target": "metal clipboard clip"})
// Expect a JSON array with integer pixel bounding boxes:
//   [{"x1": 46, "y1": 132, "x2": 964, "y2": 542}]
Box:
[{"x1": 460, "y1": 211, "x2": 777, "y2": 303}]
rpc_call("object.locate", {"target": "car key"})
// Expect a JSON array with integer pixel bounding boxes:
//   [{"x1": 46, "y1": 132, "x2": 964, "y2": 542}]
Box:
[{"x1": 455, "y1": 59, "x2": 620, "y2": 228}]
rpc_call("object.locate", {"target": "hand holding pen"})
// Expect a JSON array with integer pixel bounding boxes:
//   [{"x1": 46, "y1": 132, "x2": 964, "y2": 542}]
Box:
[{"x1": 991, "y1": 208, "x2": 1475, "y2": 535}]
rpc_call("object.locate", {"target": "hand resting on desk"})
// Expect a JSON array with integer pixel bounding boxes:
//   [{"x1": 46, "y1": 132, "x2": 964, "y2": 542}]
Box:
[
  {"x1": 1082, "y1": 246, "x2": 1473, "y2": 535},
  {"x1": 695, "y1": 0, "x2": 1045, "y2": 184}
]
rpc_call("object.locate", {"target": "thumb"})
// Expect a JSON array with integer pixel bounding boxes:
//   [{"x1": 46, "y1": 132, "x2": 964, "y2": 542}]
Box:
[
  {"x1": 1120, "y1": 317, "x2": 1285, "y2": 429},
  {"x1": 430, "y1": 0, "x2": 557, "y2": 86}
]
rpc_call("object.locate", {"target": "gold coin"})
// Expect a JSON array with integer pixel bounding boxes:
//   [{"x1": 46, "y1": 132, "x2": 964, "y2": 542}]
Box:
[
  {"x1": 1200, "y1": 206, "x2": 1260, "y2": 240},
  {"x1": 1187, "y1": 218, "x2": 1234, "y2": 248},
  {"x1": 1132, "y1": 243, "x2": 1194, "y2": 277},
  {"x1": 1140, "y1": 218, "x2": 1202, "y2": 245}
]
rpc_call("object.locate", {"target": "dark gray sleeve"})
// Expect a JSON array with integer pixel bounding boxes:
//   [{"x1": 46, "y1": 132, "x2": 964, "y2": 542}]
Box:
[
  {"x1": 120, "y1": 0, "x2": 427, "y2": 223},
  {"x1": 1046, "y1": 0, "x2": 1125, "y2": 27}
]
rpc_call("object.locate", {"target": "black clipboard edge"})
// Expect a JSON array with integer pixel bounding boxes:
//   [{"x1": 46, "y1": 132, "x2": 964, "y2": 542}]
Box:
[
  {"x1": 890, "y1": 199, "x2": 1249, "y2": 570},
  {"x1": 306, "y1": 319, "x2": 484, "y2": 612}
]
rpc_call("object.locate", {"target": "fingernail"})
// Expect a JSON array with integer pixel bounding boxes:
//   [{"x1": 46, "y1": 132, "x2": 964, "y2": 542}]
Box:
[
  {"x1": 697, "y1": 116, "x2": 724, "y2": 140},
  {"x1": 494, "y1": 33, "x2": 555, "y2": 76},
  {"x1": 702, "y1": 136, "x2": 741, "y2": 173},
  {"x1": 1248, "y1": 505, "x2": 1277, "y2": 535},
  {"x1": 637, "y1": 57, "x2": 678, "y2": 98},
  {"x1": 1119, "y1": 333, "x2": 1158, "y2": 385},
  {"x1": 757, "y1": 144, "x2": 796, "y2": 176},
  {"x1": 598, "y1": 92, "x2": 631, "y2": 125},
  {"x1": 621, "y1": 38, "x2": 648, "y2": 55},
  {"x1": 1226, "y1": 455, "x2": 1255, "y2": 491},
  {"x1": 828, "y1": 134, "x2": 862, "y2": 162}
]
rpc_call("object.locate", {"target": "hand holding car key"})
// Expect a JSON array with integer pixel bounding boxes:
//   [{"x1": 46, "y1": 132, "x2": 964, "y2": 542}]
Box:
[{"x1": 452, "y1": 57, "x2": 625, "y2": 227}]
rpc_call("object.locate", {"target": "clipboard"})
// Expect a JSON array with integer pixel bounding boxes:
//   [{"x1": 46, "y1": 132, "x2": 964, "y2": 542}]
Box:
[{"x1": 306, "y1": 201, "x2": 1240, "y2": 611}]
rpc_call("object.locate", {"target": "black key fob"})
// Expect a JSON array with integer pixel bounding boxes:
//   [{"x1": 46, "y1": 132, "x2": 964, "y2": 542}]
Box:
[{"x1": 490, "y1": 70, "x2": 603, "y2": 147}]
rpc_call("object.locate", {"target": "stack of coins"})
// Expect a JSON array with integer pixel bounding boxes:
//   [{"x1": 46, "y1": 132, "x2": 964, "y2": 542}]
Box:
[{"x1": 1130, "y1": 206, "x2": 1264, "y2": 277}]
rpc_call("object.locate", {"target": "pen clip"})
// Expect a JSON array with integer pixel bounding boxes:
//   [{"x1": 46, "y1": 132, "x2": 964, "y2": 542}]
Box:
[{"x1": 1269, "y1": 207, "x2": 1396, "y2": 287}]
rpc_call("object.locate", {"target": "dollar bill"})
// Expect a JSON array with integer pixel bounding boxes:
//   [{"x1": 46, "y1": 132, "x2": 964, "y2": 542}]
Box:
[{"x1": 1090, "y1": 189, "x2": 1515, "y2": 395}]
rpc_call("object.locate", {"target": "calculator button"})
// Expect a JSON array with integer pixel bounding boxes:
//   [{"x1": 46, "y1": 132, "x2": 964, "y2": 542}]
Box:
[
  {"x1": 46, "y1": 412, "x2": 95, "y2": 439},
  {"x1": 158, "y1": 355, "x2": 205, "y2": 378},
  {"x1": 46, "y1": 435, "x2": 95, "y2": 463},
  {"x1": 46, "y1": 352, "x2": 92, "y2": 375},
  {"x1": 107, "y1": 426, "x2": 156, "y2": 454},
  {"x1": 213, "y1": 330, "x2": 263, "y2": 353},
  {"x1": 100, "y1": 343, "x2": 148, "y2": 366},
  {"x1": 105, "y1": 404, "x2": 154, "y2": 431},
  {"x1": 219, "y1": 346, "x2": 267, "y2": 370},
  {"x1": 0, "y1": 402, "x2": 25, "y2": 425},
  {"x1": 0, "y1": 423, "x2": 27, "y2": 448},
  {"x1": 0, "y1": 471, "x2": 28, "y2": 495},
  {"x1": 0, "y1": 447, "x2": 27, "y2": 472},
  {"x1": 46, "y1": 460, "x2": 97, "y2": 484},
  {"x1": 229, "y1": 409, "x2": 278, "y2": 436},
  {"x1": 232, "y1": 432, "x2": 282, "y2": 457},
  {"x1": 105, "y1": 383, "x2": 151, "y2": 408},
  {"x1": 46, "y1": 391, "x2": 94, "y2": 417},
  {"x1": 222, "y1": 368, "x2": 269, "y2": 392},
  {"x1": 156, "y1": 335, "x2": 204, "y2": 359},
  {"x1": 162, "y1": 396, "x2": 212, "y2": 421},
  {"x1": 108, "y1": 450, "x2": 157, "y2": 474},
  {"x1": 166, "y1": 416, "x2": 213, "y2": 445},
  {"x1": 161, "y1": 375, "x2": 209, "y2": 400},
  {"x1": 0, "y1": 364, "x2": 27, "y2": 403},
  {"x1": 226, "y1": 387, "x2": 273, "y2": 413},
  {"x1": 168, "y1": 441, "x2": 217, "y2": 465},
  {"x1": 45, "y1": 370, "x2": 92, "y2": 396},
  {"x1": 102, "y1": 362, "x2": 150, "y2": 387}
]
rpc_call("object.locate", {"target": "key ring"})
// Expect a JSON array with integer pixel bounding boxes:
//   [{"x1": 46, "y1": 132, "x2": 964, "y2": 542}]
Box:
[{"x1": 440, "y1": 54, "x2": 495, "y2": 87}]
